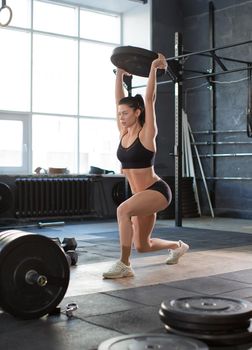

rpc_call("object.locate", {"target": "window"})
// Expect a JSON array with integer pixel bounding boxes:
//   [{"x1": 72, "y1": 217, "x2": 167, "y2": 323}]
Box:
[
  {"x1": 80, "y1": 9, "x2": 120, "y2": 44},
  {"x1": 0, "y1": 1, "x2": 120, "y2": 175},
  {"x1": 33, "y1": 34, "x2": 78, "y2": 115},
  {"x1": 0, "y1": 30, "x2": 31, "y2": 112},
  {"x1": 79, "y1": 118, "x2": 120, "y2": 173},
  {"x1": 32, "y1": 115, "x2": 77, "y2": 172},
  {"x1": 79, "y1": 41, "x2": 116, "y2": 118},
  {"x1": 0, "y1": 115, "x2": 29, "y2": 173},
  {"x1": 33, "y1": 0, "x2": 77, "y2": 36}
]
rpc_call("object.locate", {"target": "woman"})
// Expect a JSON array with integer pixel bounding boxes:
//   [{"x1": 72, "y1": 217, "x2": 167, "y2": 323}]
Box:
[{"x1": 103, "y1": 53, "x2": 189, "y2": 279}]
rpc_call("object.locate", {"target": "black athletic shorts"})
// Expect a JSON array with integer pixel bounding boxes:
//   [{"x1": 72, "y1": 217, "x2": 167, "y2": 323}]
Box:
[{"x1": 146, "y1": 179, "x2": 172, "y2": 206}]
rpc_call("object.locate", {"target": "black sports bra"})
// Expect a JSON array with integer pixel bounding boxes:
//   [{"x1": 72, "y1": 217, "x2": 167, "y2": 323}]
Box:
[{"x1": 117, "y1": 132, "x2": 155, "y2": 169}]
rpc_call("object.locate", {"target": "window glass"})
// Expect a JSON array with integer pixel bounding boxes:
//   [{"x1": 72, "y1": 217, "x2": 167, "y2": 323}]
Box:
[
  {"x1": 32, "y1": 115, "x2": 77, "y2": 173},
  {"x1": 4, "y1": 0, "x2": 31, "y2": 28},
  {"x1": 80, "y1": 41, "x2": 116, "y2": 118},
  {"x1": 80, "y1": 9, "x2": 120, "y2": 44},
  {"x1": 33, "y1": 0, "x2": 77, "y2": 36},
  {"x1": 79, "y1": 118, "x2": 120, "y2": 174},
  {"x1": 33, "y1": 34, "x2": 78, "y2": 114},
  {"x1": 0, "y1": 120, "x2": 23, "y2": 167},
  {"x1": 0, "y1": 30, "x2": 31, "y2": 112},
  {"x1": 0, "y1": 1, "x2": 122, "y2": 175}
]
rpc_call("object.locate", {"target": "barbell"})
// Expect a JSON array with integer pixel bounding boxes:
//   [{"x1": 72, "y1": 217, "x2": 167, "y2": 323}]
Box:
[
  {"x1": 110, "y1": 43, "x2": 252, "y2": 81},
  {"x1": 0, "y1": 230, "x2": 70, "y2": 319}
]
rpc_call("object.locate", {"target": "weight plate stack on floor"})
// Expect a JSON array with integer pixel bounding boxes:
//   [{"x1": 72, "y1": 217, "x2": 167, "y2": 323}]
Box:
[
  {"x1": 159, "y1": 296, "x2": 252, "y2": 347},
  {"x1": 0, "y1": 230, "x2": 70, "y2": 319},
  {"x1": 98, "y1": 333, "x2": 209, "y2": 350}
]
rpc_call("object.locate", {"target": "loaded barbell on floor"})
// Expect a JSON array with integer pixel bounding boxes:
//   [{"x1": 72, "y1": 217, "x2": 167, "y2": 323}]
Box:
[{"x1": 0, "y1": 230, "x2": 70, "y2": 319}]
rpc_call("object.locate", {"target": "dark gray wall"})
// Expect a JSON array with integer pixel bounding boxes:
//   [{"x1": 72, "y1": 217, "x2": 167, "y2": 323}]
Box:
[
  {"x1": 152, "y1": 0, "x2": 183, "y2": 176},
  {"x1": 152, "y1": 0, "x2": 252, "y2": 218}
]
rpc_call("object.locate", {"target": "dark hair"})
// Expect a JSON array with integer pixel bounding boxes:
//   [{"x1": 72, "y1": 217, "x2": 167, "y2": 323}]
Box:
[{"x1": 118, "y1": 94, "x2": 145, "y2": 126}]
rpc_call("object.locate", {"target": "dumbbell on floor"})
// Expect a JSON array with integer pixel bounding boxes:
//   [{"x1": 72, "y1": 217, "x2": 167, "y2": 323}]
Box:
[
  {"x1": 61, "y1": 237, "x2": 77, "y2": 252},
  {"x1": 51, "y1": 237, "x2": 78, "y2": 266}
]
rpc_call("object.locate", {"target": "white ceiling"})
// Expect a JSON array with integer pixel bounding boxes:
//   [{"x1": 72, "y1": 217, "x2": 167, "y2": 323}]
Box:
[{"x1": 54, "y1": 0, "x2": 144, "y2": 13}]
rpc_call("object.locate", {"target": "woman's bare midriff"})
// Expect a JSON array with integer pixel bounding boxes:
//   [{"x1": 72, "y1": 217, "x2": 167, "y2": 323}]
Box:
[{"x1": 122, "y1": 167, "x2": 160, "y2": 193}]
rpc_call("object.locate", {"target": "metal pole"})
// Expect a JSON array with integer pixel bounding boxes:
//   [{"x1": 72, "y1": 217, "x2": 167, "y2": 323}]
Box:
[
  {"x1": 183, "y1": 51, "x2": 251, "y2": 65},
  {"x1": 174, "y1": 32, "x2": 183, "y2": 227},
  {"x1": 124, "y1": 75, "x2": 133, "y2": 199},
  {"x1": 131, "y1": 65, "x2": 252, "y2": 91},
  {"x1": 185, "y1": 66, "x2": 251, "y2": 81},
  {"x1": 188, "y1": 124, "x2": 215, "y2": 218},
  {"x1": 192, "y1": 129, "x2": 246, "y2": 134},
  {"x1": 166, "y1": 39, "x2": 252, "y2": 62},
  {"x1": 197, "y1": 153, "x2": 252, "y2": 157},
  {"x1": 205, "y1": 177, "x2": 252, "y2": 180},
  {"x1": 209, "y1": 1, "x2": 216, "y2": 210},
  {"x1": 192, "y1": 141, "x2": 252, "y2": 145}
]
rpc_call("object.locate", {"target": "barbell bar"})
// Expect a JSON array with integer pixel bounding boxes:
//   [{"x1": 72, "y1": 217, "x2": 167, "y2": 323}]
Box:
[
  {"x1": 165, "y1": 39, "x2": 252, "y2": 62},
  {"x1": 192, "y1": 129, "x2": 246, "y2": 134},
  {"x1": 196, "y1": 152, "x2": 252, "y2": 158},
  {"x1": 111, "y1": 40, "x2": 252, "y2": 84},
  {"x1": 192, "y1": 141, "x2": 252, "y2": 145},
  {"x1": 205, "y1": 176, "x2": 252, "y2": 180}
]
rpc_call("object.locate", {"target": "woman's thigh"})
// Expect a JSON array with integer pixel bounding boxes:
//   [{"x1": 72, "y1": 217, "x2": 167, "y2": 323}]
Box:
[{"x1": 119, "y1": 189, "x2": 168, "y2": 218}]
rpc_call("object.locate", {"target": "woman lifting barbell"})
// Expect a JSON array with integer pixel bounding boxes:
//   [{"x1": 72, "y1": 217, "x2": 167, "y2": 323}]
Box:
[{"x1": 103, "y1": 53, "x2": 189, "y2": 279}]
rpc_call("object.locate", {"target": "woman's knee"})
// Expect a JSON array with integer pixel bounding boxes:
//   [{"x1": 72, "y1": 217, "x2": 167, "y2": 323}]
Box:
[
  {"x1": 134, "y1": 244, "x2": 150, "y2": 253},
  {"x1": 117, "y1": 202, "x2": 131, "y2": 221},
  {"x1": 133, "y1": 240, "x2": 150, "y2": 253}
]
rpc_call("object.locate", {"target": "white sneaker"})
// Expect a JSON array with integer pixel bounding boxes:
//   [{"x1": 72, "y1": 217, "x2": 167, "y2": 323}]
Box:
[
  {"x1": 103, "y1": 260, "x2": 135, "y2": 279},
  {"x1": 165, "y1": 240, "x2": 189, "y2": 264}
]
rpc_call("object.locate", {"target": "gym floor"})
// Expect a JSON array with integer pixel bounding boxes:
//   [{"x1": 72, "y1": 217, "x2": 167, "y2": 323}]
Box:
[{"x1": 1, "y1": 216, "x2": 252, "y2": 350}]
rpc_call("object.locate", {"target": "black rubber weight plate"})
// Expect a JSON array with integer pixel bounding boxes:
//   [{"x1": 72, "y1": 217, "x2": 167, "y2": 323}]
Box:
[
  {"x1": 0, "y1": 232, "x2": 70, "y2": 319},
  {"x1": 111, "y1": 46, "x2": 165, "y2": 77},
  {"x1": 161, "y1": 296, "x2": 252, "y2": 325},
  {"x1": 98, "y1": 333, "x2": 209, "y2": 350},
  {"x1": 165, "y1": 324, "x2": 252, "y2": 347}
]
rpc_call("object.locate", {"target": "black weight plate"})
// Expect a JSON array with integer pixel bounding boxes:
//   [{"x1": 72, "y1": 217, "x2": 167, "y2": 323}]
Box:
[
  {"x1": 0, "y1": 182, "x2": 13, "y2": 214},
  {"x1": 98, "y1": 333, "x2": 209, "y2": 350},
  {"x1": 161, "y1": 296, "x2": 252, "y2": 325},
  {"x1": 0, "y1": 231, "x2": 70, "y2": 319},
  {"x1": 165, "y1": 324, "x2": 252, "y2": 346},
  {"x1": 159, "y1": 309, "x2": 250, "y2": 333},
  {"x1": 111, "y1": 46, "x2": 165, "y2": 77}
]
